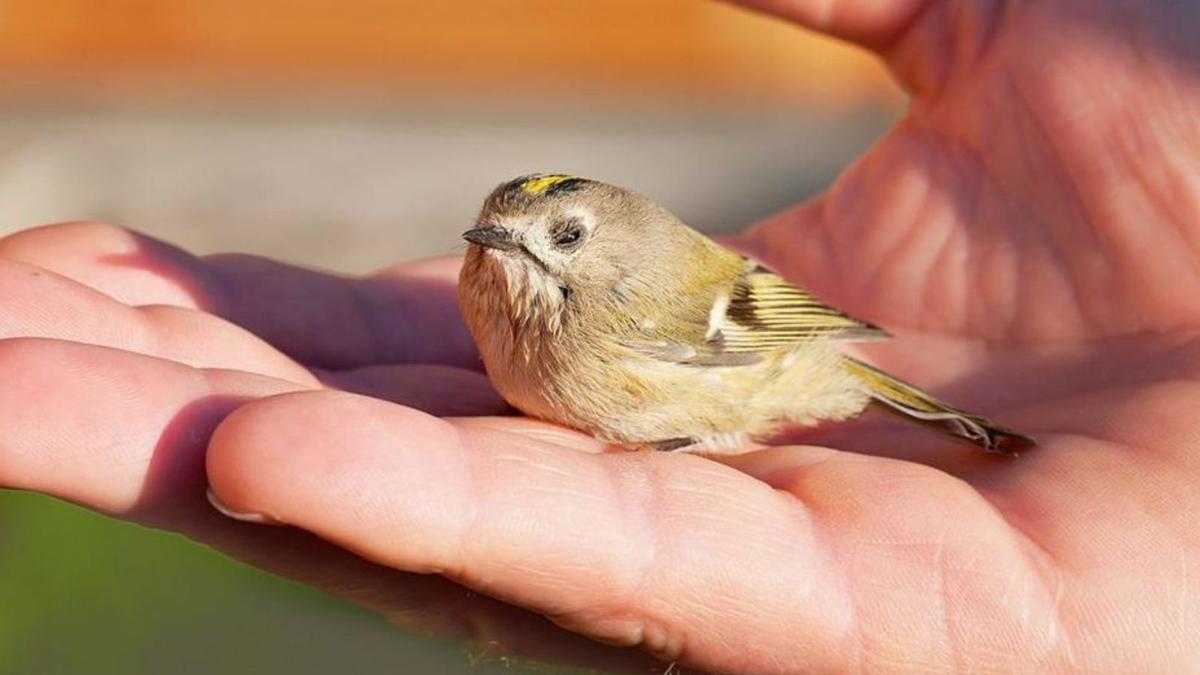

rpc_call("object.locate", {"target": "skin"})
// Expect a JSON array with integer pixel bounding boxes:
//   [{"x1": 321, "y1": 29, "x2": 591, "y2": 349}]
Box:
[{"x1": 1, "y1": 0, "x2": 1198, "y2": 672}]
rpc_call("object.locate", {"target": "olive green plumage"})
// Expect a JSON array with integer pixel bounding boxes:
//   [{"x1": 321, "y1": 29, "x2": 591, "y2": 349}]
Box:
[{"x1": 458, "y1": 174, "x2": 1033, "y2": 456}]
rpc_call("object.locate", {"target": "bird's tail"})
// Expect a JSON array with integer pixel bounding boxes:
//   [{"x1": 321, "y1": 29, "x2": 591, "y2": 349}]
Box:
[{"x1": 843, "y1": 358, "x2": 1034, "y2": 457}]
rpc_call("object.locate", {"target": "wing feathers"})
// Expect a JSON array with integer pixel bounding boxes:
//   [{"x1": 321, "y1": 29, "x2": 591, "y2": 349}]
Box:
[
  {"x1": 624, "y1": 257, "x2": 885, "y2": 366},
  {"x1": 717, "y1": 265, "x2": 885, "y2": 352}
]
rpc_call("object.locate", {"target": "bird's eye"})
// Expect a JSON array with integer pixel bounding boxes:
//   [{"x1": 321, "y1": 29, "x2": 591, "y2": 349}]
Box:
[{"x1": 553, "y1": 225, "x2": 583, "y2": 249}]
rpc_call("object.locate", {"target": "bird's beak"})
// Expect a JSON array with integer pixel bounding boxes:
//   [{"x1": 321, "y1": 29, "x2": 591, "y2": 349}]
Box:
[{"x1": 462, "y1": 226, "x2": 519, "y2": 252}]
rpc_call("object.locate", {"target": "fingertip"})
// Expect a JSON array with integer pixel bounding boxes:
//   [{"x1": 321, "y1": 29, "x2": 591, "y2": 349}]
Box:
[
  {"x1": 206, "y1": 487, "x2": 279, "y2": 525},
  {"x1": 0, "y1": 221, "x2": 210, "y2": 308},
  {"x1": 206, "y1": 390, "x2": 339, "y2": 523},
  {"x1": 0, "y1": 221, "x2": 136, "y2": 262},
  {"x1": 730, "y1": 0, "x2": 930, "y2": 49},
  {"x1": 206, "y1": 390, "x2": 467, "y2": 532}
]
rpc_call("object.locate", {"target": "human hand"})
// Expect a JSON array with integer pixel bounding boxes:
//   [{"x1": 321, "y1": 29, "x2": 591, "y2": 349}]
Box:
[
  {"x1": 0, "y1": 223, "x2": 665, "y2": 672},
  {"x1": 4, "y1": 0, "x2": 1200, "y2": 672}
]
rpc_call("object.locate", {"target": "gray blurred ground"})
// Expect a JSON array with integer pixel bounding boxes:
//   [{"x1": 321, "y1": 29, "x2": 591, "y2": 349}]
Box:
[
  {"x1": 0, "y1": 99, "x2": 895, "y2": 674},
  {"x1": 0, "y1": 100, "x2": 894, "y2": 271}
]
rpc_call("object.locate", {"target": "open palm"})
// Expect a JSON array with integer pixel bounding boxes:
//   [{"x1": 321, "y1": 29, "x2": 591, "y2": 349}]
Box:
[{"x1": 2, "y1": 1, "x2": 1197, "y2": 672}]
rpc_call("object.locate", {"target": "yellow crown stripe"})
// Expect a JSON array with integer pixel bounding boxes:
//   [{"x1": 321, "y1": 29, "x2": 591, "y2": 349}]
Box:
[{"x1": 520, "y1": 174, "x2": 579, "y2": 195}]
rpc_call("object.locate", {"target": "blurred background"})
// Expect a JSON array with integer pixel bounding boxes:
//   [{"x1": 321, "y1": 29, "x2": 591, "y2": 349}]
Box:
[{"x1": 0, "y1": 1, "x2": 900, "y2": 673}]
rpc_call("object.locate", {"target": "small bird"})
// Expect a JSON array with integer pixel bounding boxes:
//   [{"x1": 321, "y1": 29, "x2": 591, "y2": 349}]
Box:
[{"x1": 458, "y1": 174, "x2": 1034, "y2": 456}]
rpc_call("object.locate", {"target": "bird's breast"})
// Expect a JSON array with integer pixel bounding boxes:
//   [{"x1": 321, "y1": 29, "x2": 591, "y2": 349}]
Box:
[{"x1": 458, "y1": 252, "x2": 578, "y2": 415}]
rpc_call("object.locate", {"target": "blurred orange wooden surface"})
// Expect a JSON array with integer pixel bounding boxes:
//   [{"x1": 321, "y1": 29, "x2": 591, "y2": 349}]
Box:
[{"x1": 0, "y1": 0, "x2": 895, "y2": 105}]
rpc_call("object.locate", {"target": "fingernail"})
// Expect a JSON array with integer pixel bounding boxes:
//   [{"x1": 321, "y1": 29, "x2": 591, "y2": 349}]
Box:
[{"x1": 206, "y1": 488, "x2": 279, "y2": 524}]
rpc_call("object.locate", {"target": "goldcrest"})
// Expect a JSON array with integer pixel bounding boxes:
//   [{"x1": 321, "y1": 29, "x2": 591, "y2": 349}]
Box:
[{"x1": 458, "y1": 174, "x2": 1033, "y2": 456}]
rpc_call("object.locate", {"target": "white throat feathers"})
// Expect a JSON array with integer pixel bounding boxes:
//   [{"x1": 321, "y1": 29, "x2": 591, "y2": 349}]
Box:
[{"x1": 492, "y1": 250, "x2": 568, "y2": 336}]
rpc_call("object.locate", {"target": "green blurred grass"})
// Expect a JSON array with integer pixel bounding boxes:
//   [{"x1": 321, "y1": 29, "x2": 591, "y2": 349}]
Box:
[{"x1": 0, "y1": 490, "x2": 546, "y2": 675}]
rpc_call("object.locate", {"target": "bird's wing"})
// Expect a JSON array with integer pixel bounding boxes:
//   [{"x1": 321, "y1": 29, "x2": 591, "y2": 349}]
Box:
[
  {"x1": 719, "y1": 263, "x2": 887, "y2": 351},
  {"x1": 625, "y1": 260, "x2": 886, "y2": 366}
]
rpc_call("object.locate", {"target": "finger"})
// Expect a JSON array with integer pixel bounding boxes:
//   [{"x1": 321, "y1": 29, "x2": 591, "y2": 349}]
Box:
[
  {"x1": 450, "y1": 417, "x2": 610, "y2": 454},
  {"x1": 208, "y1": 253, "x2": 476, "y2": 370},
  {"x1": 318, "y1": 364, "x2": 509, "y2": 417},
  {"x1": 207, "y1": 391, "x2": 1066, "y2": 672},
  {"x1": 727, "y1": 0, "x2": 931, "y2": 50},
  {"x1": 201, "y1": 526, "x2": 658, "y2": 674},
  {"x1": 0, "y1": 259, "x2": 318, "y2": 386},
  {"x1": 0, "y1": 222, "x2": 477, "y2": 369},
  {"x1": 728, "y1": 0, "x2": 990, "y2": 99},
  {"x1": 0, "y1": 338, "x2": 302, "y2": 518},
  {"x1": 0, "y1": 338, "x2": 659, "y2": 672},
  {"x1": 0, "y1": 221, "x2": 212, "y2": 307},
  {"x1": 0, "y1": 257, "x2": 501, "y2": 414}
]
